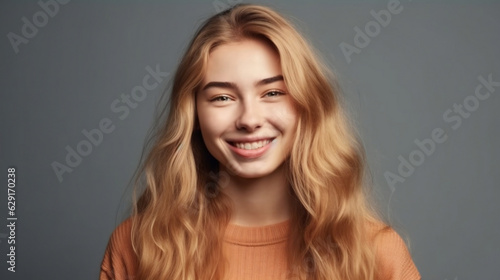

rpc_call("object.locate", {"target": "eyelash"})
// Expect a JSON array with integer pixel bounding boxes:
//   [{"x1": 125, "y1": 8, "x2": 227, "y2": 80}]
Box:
[
  {"x1": 265, "y1": 90, "x2": 285, "y2": 98},
  {"x1": 210, "y1": 90, "x2": 285, "y2": 102},
  {"x1": 211, "y1": 96, "x2": 231, "y2": 102}
]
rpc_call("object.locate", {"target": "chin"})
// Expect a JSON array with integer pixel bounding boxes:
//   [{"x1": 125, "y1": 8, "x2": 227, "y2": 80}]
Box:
[{"x1": 234, "y1": 162, "x2": 284, "y2": 179}]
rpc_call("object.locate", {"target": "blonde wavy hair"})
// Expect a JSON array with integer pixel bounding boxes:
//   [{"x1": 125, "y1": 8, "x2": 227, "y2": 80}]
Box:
[{"x1": 131, "y1": 4, "x2": 387, "y2": 279}]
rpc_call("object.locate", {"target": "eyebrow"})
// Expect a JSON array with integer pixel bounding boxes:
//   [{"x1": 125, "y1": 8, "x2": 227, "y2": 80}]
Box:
[{"x1": 201, "y1": 75, "x2": 284, "y2": 91}]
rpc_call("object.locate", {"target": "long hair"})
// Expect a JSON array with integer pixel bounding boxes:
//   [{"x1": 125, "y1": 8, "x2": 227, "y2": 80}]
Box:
[{"x1": 131, "y1": 4, "x2": 386, "y2": 279}]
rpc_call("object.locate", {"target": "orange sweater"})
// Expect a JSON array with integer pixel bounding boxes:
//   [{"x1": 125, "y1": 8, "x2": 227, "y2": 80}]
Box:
[{"x1": 100, "y1": 218, "x2": 421, "y2": 279}]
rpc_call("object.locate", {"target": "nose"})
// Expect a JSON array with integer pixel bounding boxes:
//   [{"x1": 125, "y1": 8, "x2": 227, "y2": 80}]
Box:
[{"x1": 235, "y1": 99, "x2": 263, "y2": 132}]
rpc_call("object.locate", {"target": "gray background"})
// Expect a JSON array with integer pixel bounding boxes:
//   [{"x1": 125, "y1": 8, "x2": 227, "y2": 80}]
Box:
[{"x1": 1, "y1": 0, "x2": 498, "y2": 279}]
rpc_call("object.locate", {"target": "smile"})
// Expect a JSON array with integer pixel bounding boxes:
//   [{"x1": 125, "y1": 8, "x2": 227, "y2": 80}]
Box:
[
  {"x1": 226, "y1": 138, "x2": 276, "y2": 159},
  {"x1": 232, "y1": 139, "x2": 272, "y2": 150}
]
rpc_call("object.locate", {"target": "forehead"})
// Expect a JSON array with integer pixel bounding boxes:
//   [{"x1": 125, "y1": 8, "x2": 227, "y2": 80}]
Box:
[{"x1": 203, "y1": 38, "x2": 282, "y2": 84}]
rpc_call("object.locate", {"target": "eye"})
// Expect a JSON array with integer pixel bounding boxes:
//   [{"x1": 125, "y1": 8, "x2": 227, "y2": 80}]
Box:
[
  {"x1": 264, "y1": 90, "x2": 285, "y2": 98},
  {"x1": 210, "y1": 95, "x2": 231, "y2": 102}
]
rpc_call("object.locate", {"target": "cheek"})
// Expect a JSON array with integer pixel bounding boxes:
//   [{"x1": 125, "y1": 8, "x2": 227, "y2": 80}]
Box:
[
  {"x1": 197, "y1": 108, "x2": 229, "y2": 140},
  {"x1": 269, "y1": 103, "x2": 298, "y2": 131}
]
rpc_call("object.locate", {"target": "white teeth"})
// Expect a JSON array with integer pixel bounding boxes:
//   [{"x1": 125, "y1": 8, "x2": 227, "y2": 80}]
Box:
[{"x1": 234, "y1": 139, "x2": 271, "y2": 150}]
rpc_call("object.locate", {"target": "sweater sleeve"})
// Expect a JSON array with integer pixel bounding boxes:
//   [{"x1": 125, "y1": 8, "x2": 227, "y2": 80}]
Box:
[
  {"x1": 374, "y1": 228, "x2": 421, "y2": 280},
  {"x1": 99, "y1": 218, "x2": 138, "y2": 280}
]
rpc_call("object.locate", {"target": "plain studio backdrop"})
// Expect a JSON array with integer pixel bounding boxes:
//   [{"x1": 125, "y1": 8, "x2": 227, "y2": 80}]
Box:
[{"x1": 0, "y1": 0, "x2": 498, "y2": 279}]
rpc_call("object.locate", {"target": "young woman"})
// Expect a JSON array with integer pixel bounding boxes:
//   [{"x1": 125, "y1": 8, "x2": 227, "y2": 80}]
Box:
[{"x1": 100, "y1": 4, "x2": 421, "y2": 280}]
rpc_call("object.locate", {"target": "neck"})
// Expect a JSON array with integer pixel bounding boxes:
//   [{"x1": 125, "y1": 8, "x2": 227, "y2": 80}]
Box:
[{"x1": 220, "y1": 163, "x2": 293, "y2": 227}]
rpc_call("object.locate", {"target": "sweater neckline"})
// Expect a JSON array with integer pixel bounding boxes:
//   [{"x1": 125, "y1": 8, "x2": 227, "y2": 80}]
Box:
[{"x1": 224, "y1": 219, "x2": 291, "y2": 246}]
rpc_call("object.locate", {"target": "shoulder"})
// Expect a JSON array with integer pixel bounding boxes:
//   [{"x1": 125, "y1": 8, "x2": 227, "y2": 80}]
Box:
[
  {"x1": 99, "y1": 217, "x2": 138, "y2": 280},
  {"x1": 368, "y1": 222, "x2": 422, "y2": 280}
]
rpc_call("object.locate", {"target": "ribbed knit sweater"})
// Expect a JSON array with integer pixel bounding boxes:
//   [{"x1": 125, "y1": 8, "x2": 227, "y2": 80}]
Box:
[{"x1": 100, "y1": 218, "x2": 421, "y2": 279}]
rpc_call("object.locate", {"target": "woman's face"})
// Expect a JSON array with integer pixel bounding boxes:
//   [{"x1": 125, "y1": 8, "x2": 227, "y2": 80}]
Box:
[{"x1": 196, "y1": 38, "x2": 298, "y2": 179}]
